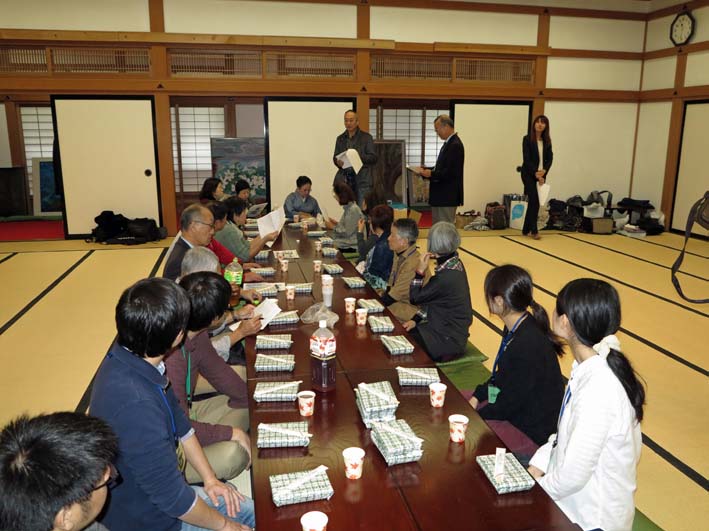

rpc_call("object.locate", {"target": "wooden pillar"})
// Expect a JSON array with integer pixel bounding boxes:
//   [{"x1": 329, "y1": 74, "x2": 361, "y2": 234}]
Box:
[
  {"x1": 153, "y1": 93, "x2": 178, "y2": 235},
  {"x1": 149, "y1": 0, "x2": 165, "y2": 32},
  {"x1": 356, "y1": 2, "x2": 371, "y2": 132},
  {"x1": 661, "y1": 52, "x2": 687, "y2": 224},
  {"x1": 533, "y1": 11, "x2": 550, "y2": 118}
]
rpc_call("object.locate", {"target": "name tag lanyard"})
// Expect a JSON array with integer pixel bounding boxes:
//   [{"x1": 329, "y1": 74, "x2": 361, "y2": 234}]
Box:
[{"x1": 488, "y1": 313, "x2": 527, "y2": 404}]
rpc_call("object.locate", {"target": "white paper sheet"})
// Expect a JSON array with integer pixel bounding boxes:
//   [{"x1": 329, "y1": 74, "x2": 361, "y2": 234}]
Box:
[
  {"x1": 253, "y1": 298, "x2": 282, "y2": 330},
  {"x1": 336, "y1": 148, "x2": 363, "y2": 174},
  {"x1": 537, "y1": 183, "x2": 551, "y2": 206},
  {"x1": 257, "y1": 206, "x2": 286, "y2": 247}
]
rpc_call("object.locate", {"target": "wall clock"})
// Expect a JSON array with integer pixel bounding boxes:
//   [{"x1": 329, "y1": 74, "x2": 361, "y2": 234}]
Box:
[{"x1": 670, "y1": 10, "x2": 695, "y2": 46}]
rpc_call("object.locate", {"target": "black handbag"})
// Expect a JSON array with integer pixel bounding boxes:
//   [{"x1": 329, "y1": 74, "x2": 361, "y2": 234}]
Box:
[{"x1": 671, "y1": 191, "x2": 709, "y2": 303}]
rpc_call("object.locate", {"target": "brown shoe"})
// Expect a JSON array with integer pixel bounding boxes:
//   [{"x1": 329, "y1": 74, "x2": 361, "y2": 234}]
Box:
[{"x1": 532, "y1": 233, "x2": 541, "y2": 240}]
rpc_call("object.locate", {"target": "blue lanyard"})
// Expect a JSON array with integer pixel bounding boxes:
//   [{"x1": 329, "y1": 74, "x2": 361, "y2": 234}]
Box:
[
  {"x1": 491, "y1": 313, "x2": 527, "y2": 383},
  {"x1": 157, "y1": 385, "x2": 179, "y2": 446},
  {"x1": 553, "y1": 385, "x2": 573, "y2": 448}
]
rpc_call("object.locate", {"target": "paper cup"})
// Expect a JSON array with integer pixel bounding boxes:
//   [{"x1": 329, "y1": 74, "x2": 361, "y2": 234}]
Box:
[
  {"x1": 315, "y1": 240, "x2": 322, "y2": 252},
  {"x1": 279, "y1": 259, "x2": 289, "y2": 272},
  {"x1": 293, "y1": 214, "x2": 300, "y2": 223},
  {"x1": 429, "y1": 382, "x2": 447, "y2": 408},
  {"x1": 286, "y1": 284, "x2": 296, "y2": 300},
  {"x1": 344, "y1": 297, "x2": 356, "y2": 314},
  {"x1": 274, "y1": 250, "x2": 284, "y2": 261},
  {"x1": 322, "y1": 286, "x2": 333, "y2": 307},
  {"x1": 302, "y1": 223, "x2": 309, "y2": 234},
  {"x1": 342, "y1": 447, "x2": 365, "y2": 480},
  {"x1": 313, "y1": 260, "x2": 322, "y2": 273},
  {"x1": 448, "y1": 414, "x2": 469, "y2": 443},
  {"x1": 321, "y1": 274, "x2": 333, "y2": 288},
  {"x1": 355, "y1": 308, "x2": 368, "y2": 326},
  {"x1": 300, "y1": 511, "x2": 328, "y2": 531},
  {"x1": 297, "y1": 391, "x2": 315, "y2": 417}
]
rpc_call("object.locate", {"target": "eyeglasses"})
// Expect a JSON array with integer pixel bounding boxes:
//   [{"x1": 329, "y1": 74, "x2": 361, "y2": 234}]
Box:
[
  {"x1": 93, "y1": 464, "x2": 120, "y2": 491},
  {"x1": 193, "y1": 220, "x2": 215, "y2": 230}
]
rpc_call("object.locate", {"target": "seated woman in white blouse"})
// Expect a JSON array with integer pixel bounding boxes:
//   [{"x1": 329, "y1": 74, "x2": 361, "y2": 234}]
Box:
[{"x1": 528, "y1": 278, "x2": 645, "y2": 531}]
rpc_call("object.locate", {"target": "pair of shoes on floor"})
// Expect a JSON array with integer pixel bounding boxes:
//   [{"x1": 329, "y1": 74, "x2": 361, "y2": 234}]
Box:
[{"x1": 523, "y1": 233, "x2": 542, "y2": 240}]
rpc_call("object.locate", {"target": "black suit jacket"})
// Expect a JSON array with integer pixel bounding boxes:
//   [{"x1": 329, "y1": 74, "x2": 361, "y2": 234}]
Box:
[
  {"x1": 521, "y1": 135, "x2": 553, "y2": 183},
  {"x1": 428, "y1": 133, "x2": 464, "y2": 207},
  {"x1": 162, "y1": 237, "x2": 190, "y2": 281}
]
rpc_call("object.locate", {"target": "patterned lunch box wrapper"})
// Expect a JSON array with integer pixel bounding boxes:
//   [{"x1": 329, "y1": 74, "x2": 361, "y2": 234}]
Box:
[
  {"x1": 476, "y1": 453, "x2": 535, "y2": 494},
  {"x1": 381, "y1": 335, "x2": 415, "y2": 355},
  {"x1": 342, "y1": 276, "x2": 366, "y2": 289},
  {"x1": 371, "y1": 419, "x2": 424, "y2": 466},
  {"x1": 253, "y1": 380, "x2": 300, "y2": 402},
  {"x1": 358, "y1": 299, "x2": 384, "y2": 313},
  {"x1": 395, "y1": 366, "x2": 440, "y2": 386},
  {"x1": 250, "y1": 267, "x2": 276, "y2": 277},
  {"x1": 269, "y1": 467, "x2": 334, "y2": 507},
  {"x1": 254, "y1": 354, "x2": 295, "y2": 372},
  {"x1": 292, "y1": 282, "x2": 313, "y2": 294},
  {"x1": 354, "y1": 381, "x2": 399, "y2": 418},
  {"x1": 280, "y1": 249, "x2": 300, "y2": 259},
  {"x1": 319, "y1": 237, "x2": 334, "y2": 246},
  {"x1": 255, "y1": 334, "x2": 293, "y2": 350},
  {"x1": 257, "y1": 421, "x2": 310, "y2": 448},
  {"x1": 355, "y1": 396, "x2": 396, "y2": 429},
  {"x1": 269, "y1": 310, "x2": 299, "y2": 326},
  {"x1": 244, "y1": 230, "x2": 260, "y2": 238},
  {"x1": 254, "y1": 250, "x2": 270, "y2": 261},
  {"x1": 321, "y1": 247, "x2": 338, "y2": 258},
  {"x1": 307, "y1": 231, "x2": 326, "y2": 238},
  {"x1": 322, "y1": 263, "x2": 343, "y2": 274},
  {"x1": 368, "y1": 315, "x2": 394, "y2": 333}
]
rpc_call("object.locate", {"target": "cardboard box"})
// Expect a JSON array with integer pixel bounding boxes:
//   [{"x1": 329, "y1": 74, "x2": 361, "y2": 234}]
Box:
[{"x1": 582, "y1": 217, "x2": 613, "y2": 234}]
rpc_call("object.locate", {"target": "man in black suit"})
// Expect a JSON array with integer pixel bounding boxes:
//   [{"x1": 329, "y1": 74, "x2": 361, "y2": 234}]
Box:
[{"x1": 414, "y1": 115, "x2": 464, "y2": 226}]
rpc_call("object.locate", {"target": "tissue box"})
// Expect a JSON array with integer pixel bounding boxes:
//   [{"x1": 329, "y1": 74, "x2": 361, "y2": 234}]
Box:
[
  {"x1": 255, "y1": 334, "x2": 293, "y2": 350},
  {"x1": 368, "y1": 315, "x2": 394, "y2": 333},
  {"x1": 269, "y1": 311, "x2": 299, "y2": 326},
  {"x1": 322, "y1": 263, "x2": 343, "y2": 274},
  {"x1": 254, "y1": 354, "x2": 295, "y2": 372},
  {"x1": 396, "y1": 367, "x2": 440, "y2": 386},
  {"x1": 253, "y1": 381, "x2": 300, "y2": 402},
  {"x1": 250, "y1": 267, "x2": 276, "y2": 277},
  {"x1": 476, "y1": 453, "x2": 535, "y2": 494},
  {"x1": 293, "y1": 282, "x2": 313, "y2": 294},
  {"x1": 257, "y1": 422, "x2": 310, "y2": 448},
  {"x1": 358, "y1": 299, "x2": 384, "y2": 313},
  {"x1": 343, "y1": 276, "x2": 366, "y2": 289},
  {"x1": 354, "y1": 381, "x2": 399, "y2": 426},
  {"x1": 321, "y1": 247, "x2": 338, "y2": 258},
  {"x1": 381, "y1": 335, "x2": 415, "y2": 355},
  {"x1": 371, "y1": 419, "x2": 423, "y2": 466},
  {"x1": 269, "y1": 467, "x2": 334, "y2": 507}
]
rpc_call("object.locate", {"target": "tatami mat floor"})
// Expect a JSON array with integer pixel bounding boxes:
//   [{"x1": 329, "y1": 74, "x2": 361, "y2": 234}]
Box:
[{"x1": 0, "y1": 232, "x2": 706, "y2": 531}]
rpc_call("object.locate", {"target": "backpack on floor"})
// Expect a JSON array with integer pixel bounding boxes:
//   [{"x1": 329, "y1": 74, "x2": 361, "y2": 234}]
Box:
[{"x1": 485, "y1": 202, "x2": 508, "y2": 230}]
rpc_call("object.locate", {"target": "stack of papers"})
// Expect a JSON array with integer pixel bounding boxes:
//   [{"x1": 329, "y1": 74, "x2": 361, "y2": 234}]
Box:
[
  {"x1": 257, "y1": 207, "x2": 286, "y2": 248},
  {"x1": 336, "y1": 148, "x2": 363, "y2": 174}
]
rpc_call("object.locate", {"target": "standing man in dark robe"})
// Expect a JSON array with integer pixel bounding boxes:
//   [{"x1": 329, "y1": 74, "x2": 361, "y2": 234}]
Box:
[{"x1": 333, "y1": 109, "x2": 378, "y2": 207}]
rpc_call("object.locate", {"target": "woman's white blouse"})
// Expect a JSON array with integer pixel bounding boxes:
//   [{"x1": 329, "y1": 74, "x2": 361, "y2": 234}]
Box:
[
  {"x1": 529, "y1": 355, "x2": 642, "y2": 531},
  {"x1": 537, "y1": 140, "x2": 544, "y2": 171}
]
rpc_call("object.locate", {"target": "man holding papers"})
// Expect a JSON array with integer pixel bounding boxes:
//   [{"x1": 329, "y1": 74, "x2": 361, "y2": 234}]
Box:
[{"x1": 333, "y1": 110, "x2": 378, "y2": 207}]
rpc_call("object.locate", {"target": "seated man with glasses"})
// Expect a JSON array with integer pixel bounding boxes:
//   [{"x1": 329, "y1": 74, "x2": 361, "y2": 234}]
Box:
[{"x1": 0, "y1": 412, "x2": 118, "y2": 531}]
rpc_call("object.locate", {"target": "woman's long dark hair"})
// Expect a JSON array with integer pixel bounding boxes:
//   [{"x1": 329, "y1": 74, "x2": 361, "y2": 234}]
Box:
[
  {"x1": 528, "y1": 114, "x2": 551, "y2": 147},
  {"x1": 556, "y1": 278, "x2": 645, "y2": 422},
  {"x1": 199, "y1": 178, "x2": 222, "y2": 201},
  {"x1": 484, "y1": 265, "x2": 564, "y2": 356}
]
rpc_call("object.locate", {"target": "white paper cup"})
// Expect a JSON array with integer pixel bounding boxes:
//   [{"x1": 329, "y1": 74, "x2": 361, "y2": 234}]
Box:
[
  {"x1": 322, "y1": 286, "x2": 333, "y2": 307},
  {"x1": 286, "y1": 285, "x2": 296, "y2": 300},
  {"x1": 280, "y1": 259, "x2": 289, "y2": 272},
  {"x1": 313, "y1": 260, "x2": 322, "y2": 273},
  {"x1": 448, "y1": 414, "x2": 469, "y2": 443},
  {"x1": 344, "y1": 297, "x2": 356, "y2": 314},
  {"x1": 321, "y1": 274, "x2": 333, "y2": 288},
  {"x1": 429, "y1": 382, "x2": 447, "y2": 408},
  {"x1": 300, "y1": 511, "x2": 328, "y2": 531},
  {"x1": 355, "y1": 308, "x2": 368, "y2": 326},
  {"x1": 342, "y1": 447, "x2": 365, "y2": 480},
  {"x1": 274, "y1": 250, "x2": 284, "y2": 261},
  {"x1": 297, "y1": 391, "x2": 315, "y2": 417},
  {"x1": 293, "y1": 214, "x2": 300, "y2": 223},
  {"x1": 315, "y1": 240, "x2": 322, "y2": 252}
]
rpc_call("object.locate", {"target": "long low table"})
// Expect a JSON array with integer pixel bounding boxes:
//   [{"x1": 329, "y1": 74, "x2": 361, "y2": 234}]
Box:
[{"x1": 245, "y1": 226, "x2": 578, "y2": 531}]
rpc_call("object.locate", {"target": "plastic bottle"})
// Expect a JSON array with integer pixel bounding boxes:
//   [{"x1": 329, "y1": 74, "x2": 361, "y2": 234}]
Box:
[
  {"x1": 223, "y1": 259, "x2": 243, "y2": 286},
  {"x1": 309, "y1": 320, "x2": 336, "y2": 392}
]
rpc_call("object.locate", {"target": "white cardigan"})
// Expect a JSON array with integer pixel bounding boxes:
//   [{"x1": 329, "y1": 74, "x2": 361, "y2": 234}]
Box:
[{"x1": 530, "y1": 355, "x2": 642, "y2": 531}]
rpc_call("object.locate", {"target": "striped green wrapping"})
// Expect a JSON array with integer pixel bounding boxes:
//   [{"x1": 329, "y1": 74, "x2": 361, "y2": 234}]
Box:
[
  {"x1": 253, "y1": 381, "x2": 300, "y2": 402},
  {"x1": 255, "y1": 334, "x2": 293, "y2": 350},
  {"x1": 322, "y1": 263, "x2": 343, "y2": 274},
  {"x1": 269, "y1": 467, "x2": 334, "y2": 507},
  {"x1": 395, "y1": 367, "x2": 440, "y2": 386},
  {"x1": 381, "y1": 335, "x2": 415, "y2": 355},
  {"x1": 343, "y1": 276, "x2": 366, "y2": 288},
  {"x1": 371, "y1": 419, "x2": 423, "y2": 466},
  {"x1": 254, "y1": 354, "x2": 295, "y2": 372},
  {"x1": 368, "y1": 315, "x2": 394, "y2": 333},
  {"x1": 257, "y1": 421, "x2": 310, "y2": 448},
  {"x1": 476, "y1": 454, "x2": 535, "y2": 494},
  {"x1": 358, "y1": 299, "x2": 384, "y2": 313},
  {"x1": 269, "y1": 311, "x2": 299, "y2": 326}
]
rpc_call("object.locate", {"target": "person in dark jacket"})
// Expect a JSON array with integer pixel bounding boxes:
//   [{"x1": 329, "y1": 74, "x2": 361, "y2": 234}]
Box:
[
  {"x1": 470, "y1": 265, "x2": 565, "y2": 461},
  {"x1": 412, "y1": 115, "x2": 464, "y2": 226},
  {"x1": 357, "y1": 203, "x2": 394, "y2": 291},
  {"x1": 333, "y1": 110, "x2": 378, "y2": 207},
  {"x1": 521, "y1": 114, "x2": 553, "y2": 239},
  {"x1": 403, "y1": 221, "x2": 473, "y2": 362}
]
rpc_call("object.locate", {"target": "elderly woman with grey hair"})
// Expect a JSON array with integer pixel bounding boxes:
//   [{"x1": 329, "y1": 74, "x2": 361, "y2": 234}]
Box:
[{"x1": 402, "y1": 221, "x2": 473, "y2": 362}]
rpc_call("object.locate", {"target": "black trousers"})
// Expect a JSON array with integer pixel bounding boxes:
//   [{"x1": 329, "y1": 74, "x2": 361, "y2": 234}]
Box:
[{"x1": 522, "y1": 176, "x2": 540, "y2": 235}]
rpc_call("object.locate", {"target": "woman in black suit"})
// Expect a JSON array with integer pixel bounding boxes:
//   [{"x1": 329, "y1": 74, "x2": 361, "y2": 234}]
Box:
[{"x1": 521, "y1": 115, "x2": 553, "y2": 240}]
